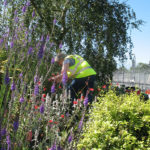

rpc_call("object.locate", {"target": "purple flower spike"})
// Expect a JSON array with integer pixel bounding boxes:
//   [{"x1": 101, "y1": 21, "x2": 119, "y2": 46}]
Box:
[
  {"x1": 51, "y1": 142, "x2": 56, "y2": 150},
  {"x1": 26, "y1": 1, "x2": 30, "y2": 7},
  {"x1": 34, "y1": 84, "x2": 39, "y2": 96},
  {"x1": 11, "y1": 81, "x2": 16, "y2": 91},
  {"x1": 19, "y1": 97, "x2": 24, "y2": 103},
  {"x1": 53, "y1": 18, "x2": 57, "y2": 24},
  {"x1": 59, "y1": 42, "x2": 62, "y2": 49},
  {"x1": 38, "y1": 40, "x2": 45, "y2": 59},
  {"x1": 51, "y1": 58, "x2": 55, "y2": 64},
  {"x1": 14, "y1": 10, "x2": 17, "y2": 15},
  {"x1": 15, "y1": 17, "x2": 19, "y2": 23},
  {"x1": 51, "y1": 83, "x2": 55, "y2": 93},
  {"x1": 32, "y1": 10, "x2": 35, "y2": 18},
  {"x1": 5, "y1": 43, "x2": 8, "y2": 50},
  {"x1": 28, "y1": 47, "x2": 33, "y2": 55},
  {"x1": 19, "y1": 72, "x2": 23, "y2": 78},
  {"x1": 83, "y1": 97, "x2": 88, "y2": 107},
  {"x1": 68, "y1": 134, "x2": 73, "y2": 143},
  {"x1": 5, "y1": 70, "x2": 10, "y2": 85},
  {"x1": 4, "y1": 0, "x2": 7, "y2": 6},
  {"x1": 0, "y1": 38, "x2": 4, "y2": 46},
  {"x1": 34, "y1": 75, "x2": 38, "y2": 83},
  {"x1": 10, "y1": 41, "x2": 14, "y2": 48},
  {"x1": 78, "y1": 117, "x2": 84, "y2": 129},
  {"x1": 6, "y1": 135, "x2": 11, "y2": 149},
  {"x1": 41, "y1": 35, "x2": 44, "y2": 41},
  {"x1": 62, "y1": 72, "x2": 68, "y2": 86},
  {"x1": 13, "y1": 120, "x2": 19, "y2": 131},
  {"x1": 40, "y1": 104, "x2": 45, "y2": 114},
  {"x1": 1, "y1": 128, "x2": 6, "y2": 136},
  {"x1": 57, "y1": 146, "x2": 63, "y2": 150},
  {"x1": 22, "y1": 6, "x2": 26, "y2": 13},
  {"x1": 46, "y1": 34, "x2": 50, "y2": 41}
]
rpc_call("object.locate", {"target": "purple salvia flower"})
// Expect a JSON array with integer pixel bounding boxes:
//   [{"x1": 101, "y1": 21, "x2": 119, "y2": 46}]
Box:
[
  {"x1": 34, "y1": 75, "x2": 38, "y2": 83},
  {"x1": 13, "y1": 120, "x2": 19, "y2": 131},
  {"x1": 15, "y1": 33, "x2": 18, "y2": 39},
  {"x1": 34, "y1": 84, "x2": 39, "y2": 96},
  {"x1": 38, "y1": 40, "x2": 45, "y2": 59},
  {"x1": 11, "y1": 81, "x2": 16, "y2": 91},
  {"x1": 32, "y1": 10, "x2": 35, "y2": 18},
  {"x1": 78, "y1": 117, "x2": 84, "y2": 129},
  {"x1": 0, "y1": 38, "x2": 4, "y2": 46},
  {"x1": 46, "y1": 34, "x2": 50, "y2": 41},
  {"x1": 10, "y1": 41, "x2": 14, "y2": 48},
  {"x1": 4, "y1": 0, "x2": 7, "y2": 6},
  {"x1": 53, "y1": 18, "x2": 57, "y2": 24},
  {"x1": 6, "y1": 135, "x2": 11, "y2": 150},
  {"x1": 28, "y1": 47, "x2": 33, "y2": 55},
  {"x1": 5, "y1": 70, "x2": 10, "y2": 85},
  {"x1": 59, "y1": 42, "x2": 62, "y2": 49},
  {"x1": 5, "y1": 43, "x2": 8, "y2": 50},
  {"x1": 22, "y1": 5, "x2": 26, "y2": 13},
  {"x1": 51, "y1": 83, "x2": 55, "y2": 93},
  {"x1": 14, "y1": 10, "x2": 17, "y2": 15},
  {"x1": 19, "y1": 96, "x2": 24, "y2": 103},
  {"x1": 1, "y1": 128, "x2": 6, "y2": 136},
  {"x1": 83, "y1": 97, "x2": 88, "y2": 107},
  {"x1": 19, "y1": 72, "x2": 23, "y2": 78},
  {"x1": 40, "y1": 35, "x2": 44, "y2": 41},
  {"x1": 68, "y1": 134, "x2": 73, "y2": 143},
  {"x1": 51, "y1": 142, "x2": 56, "y2": 150},
  {"x1": 57, "y1": 146, "x2": 63, "y2": 150},
  {"x1": 62, "y1": 72, "x2": 68, "y2": 86},
  {"x1": 26, "y1": 1, "x2": 30, "y2": 7},
  {"x1": 40, "y1": 104, "x2": 44, "y2": 114},
  {"x1": 15, "y1": 17, "x2": 19, "y2": 23},
  {"x1": 66, "y1": 112, "x2": 70, "y2": 117},
  {"x1": 51, "y1": 58, "x2": 55, "y2": 64}
]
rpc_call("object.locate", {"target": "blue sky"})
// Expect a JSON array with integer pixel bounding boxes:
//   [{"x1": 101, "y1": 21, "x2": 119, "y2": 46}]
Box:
[{"x1": 124, "y1": 0, "x2": 150, "y2": 67}]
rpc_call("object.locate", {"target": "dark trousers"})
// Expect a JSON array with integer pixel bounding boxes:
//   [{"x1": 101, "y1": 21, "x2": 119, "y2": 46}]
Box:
[{"x1": 68, "y1": 75, "x2": 96, "y2": 105}]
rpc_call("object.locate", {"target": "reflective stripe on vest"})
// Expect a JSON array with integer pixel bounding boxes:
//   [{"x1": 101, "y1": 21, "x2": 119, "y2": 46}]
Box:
[{"x1": 66, "y1": 55, "x2": 94, "y2": 78}]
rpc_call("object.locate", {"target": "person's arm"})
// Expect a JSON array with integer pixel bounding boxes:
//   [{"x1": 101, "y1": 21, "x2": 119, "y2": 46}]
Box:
[{"x1": 51, "y1": 63, "x2": 69, "y2": 83}]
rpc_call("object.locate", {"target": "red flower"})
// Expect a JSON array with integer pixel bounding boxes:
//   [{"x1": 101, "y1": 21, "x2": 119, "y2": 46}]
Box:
[
  {"x1": 41, "y1": 98, "x2": 45, "y2": 102},
  {"x1": 89, "y1": 88, "x2": 94, "y2": 91},
  {"x1": 54, "y1": 121, "x2": 58, "y2": 124},
  {"x1": 43, "y1": 87, "x2": 46, "y2": 91},
  {"x1": 102, "y1": 85, "x2": 106, "y2": 89},
  {"x1": 59, "y1": 85, "x2": 62, "y2": 89},
  {"x1": 48, "y1": 120, "x2": 53, "y2": 123},
  {"x1": 116, "y1": 83, "x2": 119, "y2": 86},
  {"x1": 27, "y1": 130, "x2": 32, "y2": 141},
  {"x1": 61, "y1": 114, "x2": 64, "y2": 118},
  {"x1": 73, "y1": 101, "x2": 78, "y2": 104},
  {"x1": 42, "y1": 94, "x2": 46, "y2": 98},
  {"x1": 81, "y1": 96, "x2": 84, "y2": 100},
  {"x1": 34, "y1": 105, "x2": 38, "y2": 109},
  {"x1": 77, "y1": 98, "x2": 81, "y2": 101},
  {"x1": 38, "y1": 81, "x2": 41, "y2": 85}
]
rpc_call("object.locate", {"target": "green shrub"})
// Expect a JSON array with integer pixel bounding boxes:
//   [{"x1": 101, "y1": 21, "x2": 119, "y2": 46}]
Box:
[{"x1": 78, "y1": 89, "x2": 150, "y2": 150}]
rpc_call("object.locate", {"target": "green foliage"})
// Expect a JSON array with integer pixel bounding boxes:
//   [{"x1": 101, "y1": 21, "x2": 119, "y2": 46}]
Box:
[{"x1": 78, "y1": 89, "x2": 150, "y2": 149}]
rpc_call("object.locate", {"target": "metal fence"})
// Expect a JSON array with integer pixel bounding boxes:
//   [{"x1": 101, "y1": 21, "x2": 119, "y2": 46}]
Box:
[{"x1": 112, "y1": 70, "x2": 150, "y2": 90}]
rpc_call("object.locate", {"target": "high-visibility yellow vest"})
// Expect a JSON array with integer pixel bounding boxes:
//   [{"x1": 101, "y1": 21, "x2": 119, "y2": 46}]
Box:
[{"x1": 65, "y1": 55, "x2": 96, "y2": 78}]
